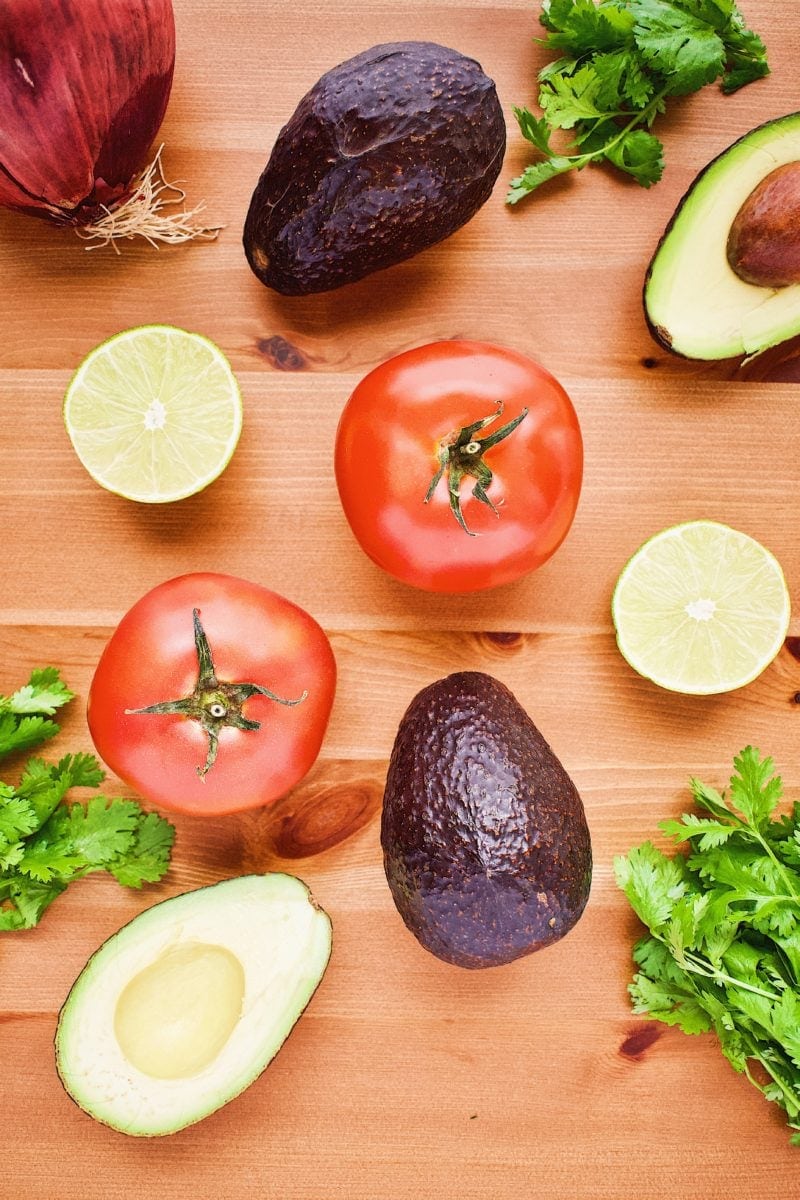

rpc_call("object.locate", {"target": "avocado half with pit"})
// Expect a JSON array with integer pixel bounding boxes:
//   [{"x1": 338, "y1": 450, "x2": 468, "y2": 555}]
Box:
[
  {"x1": 645, "y1": 113, "x2": 800, "y2": 360},
  {"x1": 55, "y1": 873, "x2": 331, "y2": 1137}
]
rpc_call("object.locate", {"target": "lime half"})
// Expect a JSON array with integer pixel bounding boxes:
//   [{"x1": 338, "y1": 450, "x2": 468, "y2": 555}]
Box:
[
  {"x1": 64, "y1": 325, "x2": 242, "y2": 503},
  {"x1": 612, "y1": 520, "x2": 791, "y2": 695}
]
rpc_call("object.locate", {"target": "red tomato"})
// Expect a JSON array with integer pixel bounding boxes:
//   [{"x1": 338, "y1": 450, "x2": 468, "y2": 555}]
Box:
[
  {"x1": 334, "y1": 340, "x2": 583, "y2": 593},
  {"x1": 87, "y1": 573, "x2": 336, "y2": 816}
]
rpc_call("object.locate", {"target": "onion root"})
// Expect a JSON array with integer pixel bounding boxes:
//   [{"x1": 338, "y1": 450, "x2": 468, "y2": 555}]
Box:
[{"x1": 76, "y1": 146, "x2": 223, "y2": 252}]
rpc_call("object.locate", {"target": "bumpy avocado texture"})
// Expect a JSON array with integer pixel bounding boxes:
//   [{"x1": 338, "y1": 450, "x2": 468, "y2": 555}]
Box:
[
  {"x1": 645, "y1": 112, "x2": 800, "y2": 360},
  {"x1": 243, "y1": 41, "x2": 506, "y2": 295},
  {"x1": 55, "y1": 874, "x2": 331, "y2": 1136},
  {"x1": 381, "y1": 672, "x2": 592, "y2": 969}
]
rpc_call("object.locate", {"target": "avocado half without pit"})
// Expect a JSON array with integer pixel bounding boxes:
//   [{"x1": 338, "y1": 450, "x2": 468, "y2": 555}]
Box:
[
  {"x1": 55, "y1": 874, "x2": 332, "y2": 1137},
  {"x1": 644, "y1": 113, "x2": 800, "y2": 360}
]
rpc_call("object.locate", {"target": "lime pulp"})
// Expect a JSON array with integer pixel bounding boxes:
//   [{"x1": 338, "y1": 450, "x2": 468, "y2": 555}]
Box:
[{"x1": 63, "y1": 325, "x2": 242, "y2": 503}]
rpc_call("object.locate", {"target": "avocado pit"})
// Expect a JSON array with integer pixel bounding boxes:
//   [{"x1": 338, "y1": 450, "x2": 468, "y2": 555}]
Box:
[
  {"x1": 643, "y1": 113, "x2": 800, "y2": 360},
  {"x1": 727, "y1": 160, "x2": 800, "y2": 288}
]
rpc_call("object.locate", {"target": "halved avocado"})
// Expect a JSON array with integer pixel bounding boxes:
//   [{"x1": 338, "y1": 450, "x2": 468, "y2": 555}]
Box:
[
  {"x1": 645, "y1": 113, "x2": 800, "y2": 360},
  {"x1": 55, "y1": 873, "x2": 331, "y2": 1137}
]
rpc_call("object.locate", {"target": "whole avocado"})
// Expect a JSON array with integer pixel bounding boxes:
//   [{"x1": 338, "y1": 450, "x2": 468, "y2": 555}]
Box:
[
  {"x1": 242, "y1": 41, "x2": 506, "y2": 296},
  {"x1": 381, "y1": 672, "x2": 592, "y2": 969}
]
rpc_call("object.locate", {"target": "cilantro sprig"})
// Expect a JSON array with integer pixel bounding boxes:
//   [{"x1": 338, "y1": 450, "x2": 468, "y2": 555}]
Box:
[
  {"x1": 0, "y1": 668, "x2": 174, "y2": 930},
  {"x1": 508, "y1": 0, "x2": 769, "y2": 202},
  {"x1": 615, "y1": 748, "x2": 800, "y2": 1144}
]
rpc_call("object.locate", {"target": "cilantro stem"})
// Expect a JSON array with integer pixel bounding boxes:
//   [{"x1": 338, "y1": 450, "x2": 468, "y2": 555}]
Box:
[
  {"x1": 742, "y1": 1033, "x2": 800, "y2": 1115},
  {"x1": 680, "y1": 951, "x2": 782, "y2": 1001},
  {"x1": 560, "y1": 87, "x2": 669, "y2": 174},
  {"x1": 752, "y1": 829, "x2": 800, "y2": 906}
]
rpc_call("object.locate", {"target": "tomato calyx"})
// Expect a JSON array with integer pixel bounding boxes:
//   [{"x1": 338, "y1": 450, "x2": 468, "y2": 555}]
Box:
[
  {"x1": 124, "y1": 608, "x2": 308, "y2": 779},
  {"x1": 423, "y1": 403, "x2": 529, "y2": 535}
]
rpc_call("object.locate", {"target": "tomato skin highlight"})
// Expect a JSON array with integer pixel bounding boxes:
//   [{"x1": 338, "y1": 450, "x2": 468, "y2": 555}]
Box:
[
  {"x1": 334, "y1": 340, "x2": 583, "y2": 593},
  {"x1": 87, "y1": 573, "x2": 337, "y2": 817}
]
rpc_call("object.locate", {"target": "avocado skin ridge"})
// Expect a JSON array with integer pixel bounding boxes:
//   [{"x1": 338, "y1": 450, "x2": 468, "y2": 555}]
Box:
[
  {"x1": 381, "y1": 672, "x2": 592, "y2": 969},
  {"x1": 242, "y1": 41, "x2": 506, "y2": 296}
]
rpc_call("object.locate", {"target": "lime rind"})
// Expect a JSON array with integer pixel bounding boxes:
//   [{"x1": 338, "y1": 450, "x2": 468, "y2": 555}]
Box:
[
  {"x1": 612, "y1": 520, "x2": 791, "y2": 695},
  {"x1": 63, "y1": 325, "x2": 243, "y2": 504}
]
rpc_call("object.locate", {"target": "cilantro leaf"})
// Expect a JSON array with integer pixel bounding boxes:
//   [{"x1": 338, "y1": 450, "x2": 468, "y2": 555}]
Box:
[
  {"x1": 0, "y1": 876, "x2": 68, "y2": 929},
  {"x1": 630, "y1": 970, "x2": 713, "y2": 1034},
  {"x1": 0, "y1": 668, "x2": 175, "y2": 930},
  {"x1": 0, "y1": 668, "x2": 74, "y2": 716},
  {"x1": 631, "y1": 0, "x2": 727, "y2": 94},
  {"x1": 50, "y1": 752, "x2": 106, "y2": 791},
  {"x1": 16, "y1": 840, "x2": 86, "y2": 883},
  {"x1": 630, "y1": 937, "x2": 713, "y2": 1032},
  {"x1": 0, "y1": 842, "x2": 25, "y2": 872},
  {"x1": 618, "y1": 747, "x2": 800, "y2": 1144},
  {"x1": 690, "y1": 777, "x2": 735, "y2": 820},
  {"x1": 591, "y1": 49, "x2": 657, "y2": 110},
  {"x1": 660, "y1": 812, "x2": 739, "y2": 850},
  {"x1": 0, "y1": 794, "x2": 38, "y2": 849},
  {"x1": 0, "y1": 668, "x2": 76, "y2": 758},
  {"x1": 614, "y1": 841, "x2": 689, "y2": 931},
  {"x1": 509, "y1": 0, "x2": 768, "y2": 201},
  {"x1": 108, "y1": 812, "x2": 176, "y2": 888},
  {"x1": 0, "y1": 712, "x2": 61, "y2": 758},
  {"x1": 513, "y1": 107, "x2": 556, "y2": 156},
  {"x1": 620, "y1": 51, "x2": 657, "y2": 106},
  {"x1": 539, "y1": 0, "x2": 636, "y2": 52},
  {"x1": 729, "y1": 745, "x2": 783, "y2": 831},
  {"x1": 603, "y1": 128, "x2": 664, "y2": 185},
  {"x1": 507, "y1": 155, "x2": 576, "y2": 203},
  {"x1": 540, "y1": 64, "x2": 615, "y2": 130},
  {"x1": 16, "y1": 753, "x2": 106, "y2": 828},
  {"x1": 722, "y1": 18, "x2": 769, "y2": 92},
  {"x1": 64, "y1": 796, "x2": 140, "y2": 866}
]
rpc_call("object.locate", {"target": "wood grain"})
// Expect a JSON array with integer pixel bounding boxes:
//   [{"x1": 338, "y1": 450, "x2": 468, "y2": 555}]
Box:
[{"x1": 2, "y1": 2, "x2": 800, "y2": 1197}]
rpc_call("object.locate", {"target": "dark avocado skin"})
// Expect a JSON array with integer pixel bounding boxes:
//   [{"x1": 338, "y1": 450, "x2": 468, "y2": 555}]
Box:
[
  {"x1": 381, "y1": 672, "x2": 592, "y2": 969},
  {"x1": 242, "y1": 41, "x2": 506, "y2": 296}
]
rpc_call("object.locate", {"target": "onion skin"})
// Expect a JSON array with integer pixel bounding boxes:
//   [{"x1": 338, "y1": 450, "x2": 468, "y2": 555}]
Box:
[{"x1": 0, "y1": 0, "x2": 175, "y2": 226}]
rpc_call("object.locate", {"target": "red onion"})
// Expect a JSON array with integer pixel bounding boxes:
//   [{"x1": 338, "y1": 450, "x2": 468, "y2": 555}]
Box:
[{"x1": 0, "y1": 0, "x2": 216, "y2": 246}]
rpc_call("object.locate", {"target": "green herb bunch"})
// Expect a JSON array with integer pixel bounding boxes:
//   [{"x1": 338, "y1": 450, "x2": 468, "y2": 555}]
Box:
[
  {"x1": 508, "y1": 0, "x2": 769, "y2": 202},
  {"x1": 0, "y1": 668, "x2": 174, "y2": 930},
  {"x1": 616, "y1": 748, "x2": 800, "y2": 1143}
]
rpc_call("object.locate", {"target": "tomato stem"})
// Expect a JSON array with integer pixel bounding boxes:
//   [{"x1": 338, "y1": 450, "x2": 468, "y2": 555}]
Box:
[
  {"x1": 124, "y1": 609, "x2": 307, "y2": 779},
  {"x1": 424, "y1": 403, "x2": 528, "y2": 535}
]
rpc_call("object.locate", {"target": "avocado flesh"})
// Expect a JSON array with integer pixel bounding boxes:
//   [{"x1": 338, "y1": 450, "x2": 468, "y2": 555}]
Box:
[
  {"x1": 381, "y1": 672, "x2": 592, "y2": 969},
  {"x1": 645, "y1": 114, "x2": 800, "y2": 360},
  {"x1": 55, "y1": 874, "x2": 331, "y2": 1137}
]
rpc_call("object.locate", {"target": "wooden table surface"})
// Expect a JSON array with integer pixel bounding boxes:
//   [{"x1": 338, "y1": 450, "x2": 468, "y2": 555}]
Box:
[{"x1": 2, "y1": 2, "x2": 800, "y2": 1197}]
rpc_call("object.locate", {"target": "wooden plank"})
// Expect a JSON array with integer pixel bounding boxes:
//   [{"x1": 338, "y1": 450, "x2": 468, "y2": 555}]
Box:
[
  {"x1": 0, "y1": 373, "x2": 797, "y2": 629},
  {"x1": 2, "y1": 0, "x2": 800, "y2": 1196},
  {"x1": 0, "y1": 4, "x2": 796, "y2": 384}
]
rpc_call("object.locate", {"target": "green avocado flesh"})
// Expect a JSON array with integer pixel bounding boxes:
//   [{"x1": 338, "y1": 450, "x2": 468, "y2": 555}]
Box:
[
  {"x1": 645, "y1": 113, "x2": 800, "y2": 360},
  {"x1": 55, "y1": 874, "x2": 331, "y2": 1137}
]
